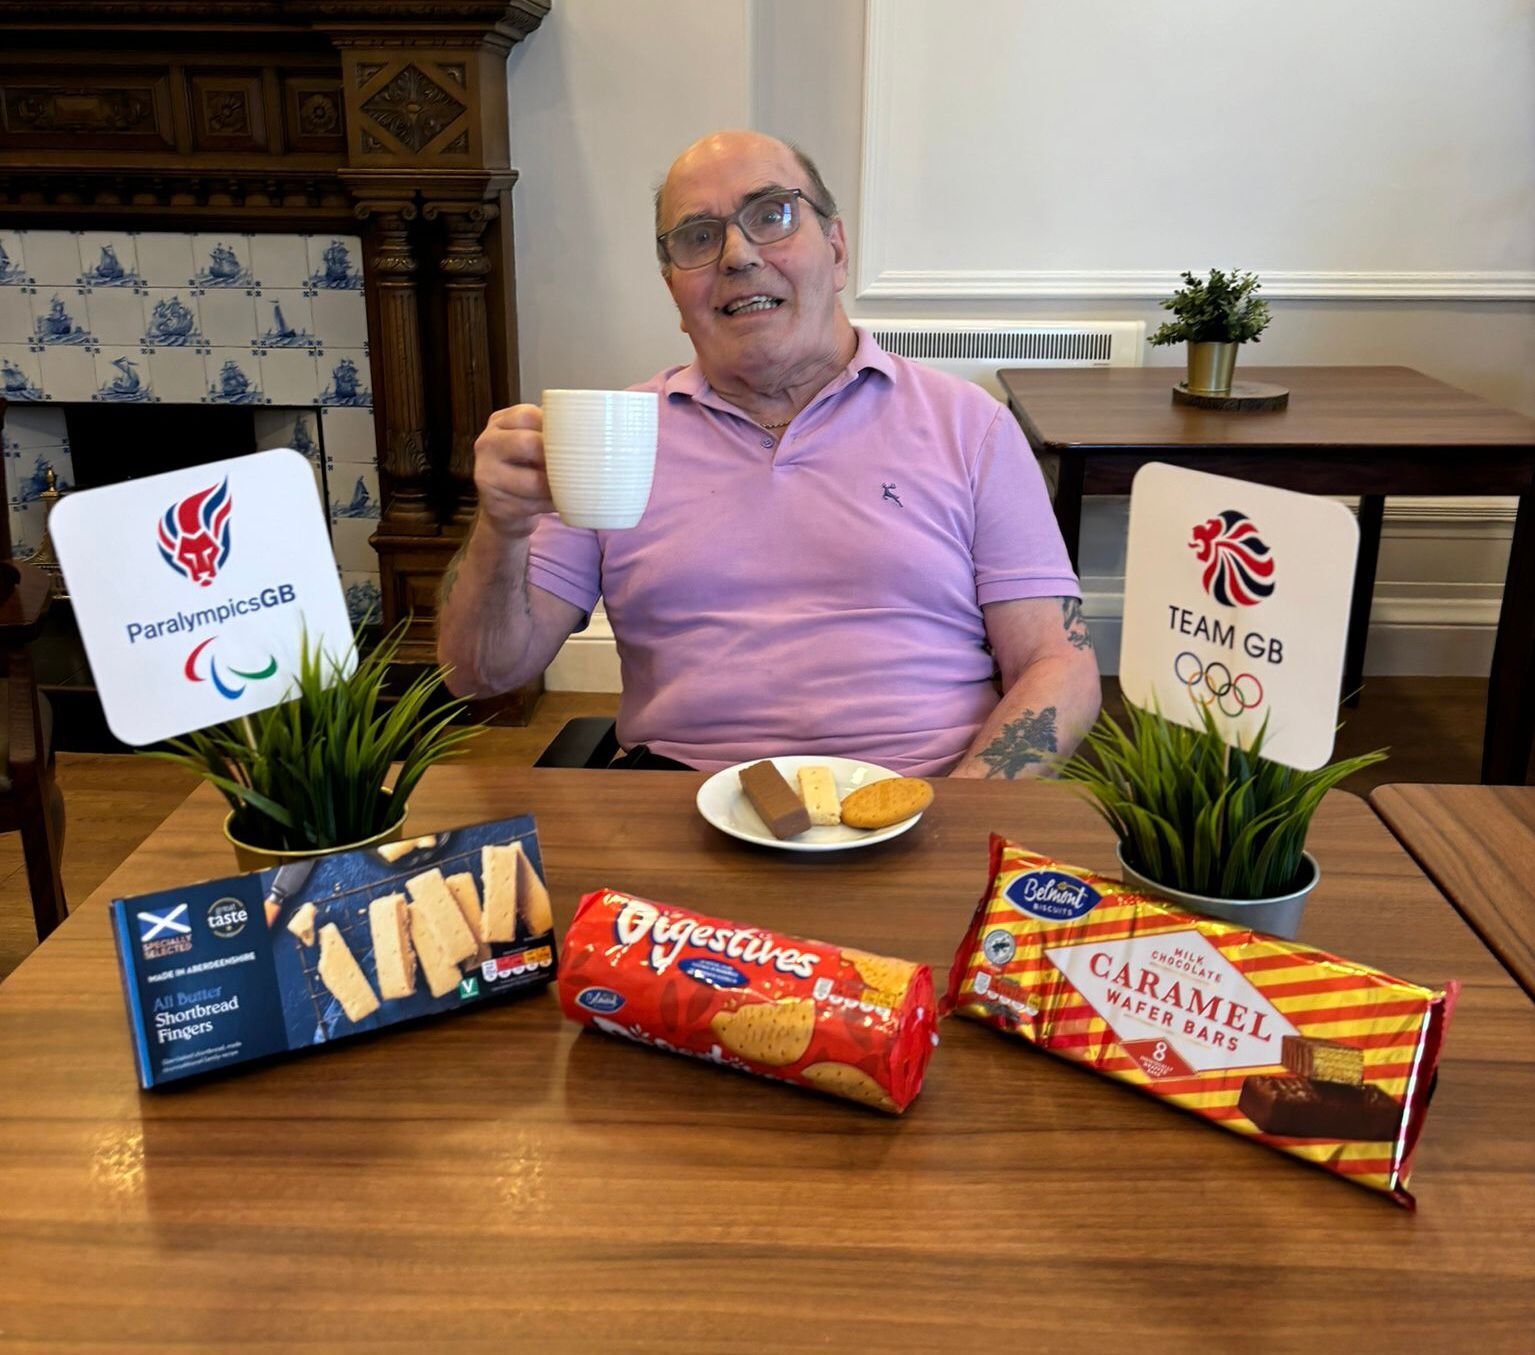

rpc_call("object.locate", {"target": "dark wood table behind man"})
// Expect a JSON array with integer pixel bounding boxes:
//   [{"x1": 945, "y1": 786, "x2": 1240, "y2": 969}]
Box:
[
  {"x1": 2, "y1": 768, "x2": 1534, "y2": 1351},
  {"x1": 999, "y1": 365, "x2": 1535, "y2": 784},
  {"x1": 1372, "y1": 783, "x2": 1535, "y2": 1002}
]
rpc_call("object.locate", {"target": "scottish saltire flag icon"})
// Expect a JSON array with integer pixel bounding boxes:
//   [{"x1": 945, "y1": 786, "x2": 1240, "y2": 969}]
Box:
[{"x1": 137, "y1": 903, "x2": 190, "y2": 941}]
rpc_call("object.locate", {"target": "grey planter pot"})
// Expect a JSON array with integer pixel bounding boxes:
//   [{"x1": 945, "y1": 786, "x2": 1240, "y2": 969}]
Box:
[{"x1": 1115, "y1": 842, "x2": 1319, "y2": 940}]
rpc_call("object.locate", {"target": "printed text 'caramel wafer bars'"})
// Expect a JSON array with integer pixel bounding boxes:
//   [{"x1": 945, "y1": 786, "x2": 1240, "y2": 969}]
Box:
[{"x1": 943, "y1": 838, "x2": 1457, "y2": 1208}]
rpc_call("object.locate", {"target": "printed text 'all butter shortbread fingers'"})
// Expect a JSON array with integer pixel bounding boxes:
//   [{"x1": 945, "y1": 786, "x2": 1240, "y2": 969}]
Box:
[
  {"x1": 316, "y1": 923, "x2": 380, "y2": 1023},
  {"x1": 482, "y1": 841, "x2": 553, "y2": 943}
]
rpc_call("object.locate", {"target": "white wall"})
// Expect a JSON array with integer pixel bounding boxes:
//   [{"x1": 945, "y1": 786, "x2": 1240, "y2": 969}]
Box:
[{"x1": 509, "y1": 0, "x2": 1535, "y2": 689}]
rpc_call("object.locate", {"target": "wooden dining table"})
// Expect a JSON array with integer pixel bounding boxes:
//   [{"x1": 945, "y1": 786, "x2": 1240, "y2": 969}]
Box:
[
  {"x1": 999, "y1": 365, "x2": 1535, "y2": 785},
  {"x1": 1371, "y1": 784, "x2": 1535, "y2": 1003},
  {"x1": 2, "y1": 768, "x2": 1534, "y2": 1350}
]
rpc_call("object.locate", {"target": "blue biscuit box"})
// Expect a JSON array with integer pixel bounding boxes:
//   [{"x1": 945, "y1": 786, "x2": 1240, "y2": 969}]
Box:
[{"x1": 109, "y1": 813, "x2": 558, "y2": 1088}]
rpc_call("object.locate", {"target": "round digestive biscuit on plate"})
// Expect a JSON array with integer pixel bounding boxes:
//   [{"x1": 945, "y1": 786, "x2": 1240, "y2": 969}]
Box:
[{"x1": 840, "y1": 777, "x2": 934, "y2": 829}]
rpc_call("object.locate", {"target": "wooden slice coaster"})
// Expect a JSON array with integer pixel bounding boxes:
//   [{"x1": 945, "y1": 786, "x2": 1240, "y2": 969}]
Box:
[{"x1": 1172, "y1": 381, "x2": 1290, "y2": 412}]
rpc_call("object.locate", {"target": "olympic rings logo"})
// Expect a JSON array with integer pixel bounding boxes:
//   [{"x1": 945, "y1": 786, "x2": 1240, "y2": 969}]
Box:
[{"x1": 1174, "y1": 651, "x2": 1264, "y2": 716}]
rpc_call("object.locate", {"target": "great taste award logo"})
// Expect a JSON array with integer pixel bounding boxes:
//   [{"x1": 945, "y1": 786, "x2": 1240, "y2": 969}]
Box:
[
  {"x1": 158, "y1": 479, "x2": 233, "y2": 588},
  {"x1": 1189, "y1": 509, "x2": 1276, "y2": 607}
]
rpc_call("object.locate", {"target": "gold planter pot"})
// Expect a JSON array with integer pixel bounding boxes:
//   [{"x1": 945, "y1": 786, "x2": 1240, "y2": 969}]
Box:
[
  {"x1": 1185, "y1": 341, "x2": 1239, "y2": 396},
  {"x1": 223, "y1": 793, "x2": 408, "y2": 873}
]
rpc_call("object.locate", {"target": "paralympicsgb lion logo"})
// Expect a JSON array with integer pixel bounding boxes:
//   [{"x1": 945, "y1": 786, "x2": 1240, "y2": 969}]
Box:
[
  {"x1": 1189, "y1": 509, "x2": 1275, "y2": 607},
  {"x1": 158, "y1": 479, "x2": 232, "y2": 587}
]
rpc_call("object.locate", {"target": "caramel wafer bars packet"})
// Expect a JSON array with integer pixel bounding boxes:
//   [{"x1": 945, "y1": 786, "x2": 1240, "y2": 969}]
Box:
[{"x1": 943, "y1": 837, "x2": 1458, "y2": 1207}]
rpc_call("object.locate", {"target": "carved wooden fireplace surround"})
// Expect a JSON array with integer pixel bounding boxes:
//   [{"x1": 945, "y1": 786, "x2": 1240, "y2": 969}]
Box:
[{"x1": 0, "y1": 0, "x2": 549, "y2": 719}]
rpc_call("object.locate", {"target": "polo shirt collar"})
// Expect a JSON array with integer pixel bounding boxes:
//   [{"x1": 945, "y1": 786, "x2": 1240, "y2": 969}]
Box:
[{"x1": 662, "y1": 325, "x2": 898, "y2": 407}]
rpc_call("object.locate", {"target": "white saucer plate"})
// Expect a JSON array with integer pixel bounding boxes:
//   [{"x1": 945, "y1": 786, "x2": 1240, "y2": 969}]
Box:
[{"x1": 695, "y1": 755, "x2": 925, "y2": 853}]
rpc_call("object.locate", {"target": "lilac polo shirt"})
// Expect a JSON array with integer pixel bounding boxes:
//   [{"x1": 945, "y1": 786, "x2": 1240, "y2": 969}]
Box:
[{"x1": 528, "y1": 328, "x2": 1079, "y2": 775}]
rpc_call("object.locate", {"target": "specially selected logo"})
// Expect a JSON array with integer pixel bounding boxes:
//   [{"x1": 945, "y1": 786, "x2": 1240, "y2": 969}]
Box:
[
  {"x1": 158, "y1": 478, "x2": 233, "y2": 587},
  {"x1": 1189, "y1": 509, "x2": 1275, "y2": 607},
  {"x1": 137, "y1": 902, "x2": 194, "y2": 959}
]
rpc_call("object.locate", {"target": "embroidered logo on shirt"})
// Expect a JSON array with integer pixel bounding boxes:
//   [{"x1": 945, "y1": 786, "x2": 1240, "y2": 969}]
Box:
[{"x1": 881, "y1": 483, "x2": 904, "y2": 508}]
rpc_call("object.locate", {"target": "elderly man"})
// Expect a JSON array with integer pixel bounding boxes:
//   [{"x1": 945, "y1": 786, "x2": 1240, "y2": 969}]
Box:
[{"x1": 438, "y1": 130, "x2": 1100, "y2": 777}]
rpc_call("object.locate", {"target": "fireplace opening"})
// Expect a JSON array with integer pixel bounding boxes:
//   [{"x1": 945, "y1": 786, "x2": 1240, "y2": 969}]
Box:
[{"x1": 63, "y1": 404, "x2": 257, "y2": 489}]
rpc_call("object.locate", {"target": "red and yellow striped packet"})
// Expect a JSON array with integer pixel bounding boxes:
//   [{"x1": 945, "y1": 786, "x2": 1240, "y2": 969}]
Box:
[{"x1": 943, "y1": 837, "x2": 1457, "y2": 1208}]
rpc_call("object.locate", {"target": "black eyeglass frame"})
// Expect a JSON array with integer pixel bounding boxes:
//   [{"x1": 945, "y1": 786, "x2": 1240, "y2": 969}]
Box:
[{"x1": 655, "y1": 187, "x2": 836, "y2": 270}]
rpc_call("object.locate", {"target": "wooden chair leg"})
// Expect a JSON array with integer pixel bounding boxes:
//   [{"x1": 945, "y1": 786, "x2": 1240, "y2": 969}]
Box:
[{"x1": 20, "y1": 766, "x2": 67, "y2": 942}]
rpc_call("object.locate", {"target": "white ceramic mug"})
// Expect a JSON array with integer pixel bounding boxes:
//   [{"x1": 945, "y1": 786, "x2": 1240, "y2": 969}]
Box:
[{"x1": 540, "y1": 389, "x2": 659, "y2": 529}]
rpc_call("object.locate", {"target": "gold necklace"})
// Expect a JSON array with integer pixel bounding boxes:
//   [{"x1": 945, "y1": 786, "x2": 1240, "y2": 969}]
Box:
[{"x1": 760, "y1": 417, "x2": 792, "y2": 430}]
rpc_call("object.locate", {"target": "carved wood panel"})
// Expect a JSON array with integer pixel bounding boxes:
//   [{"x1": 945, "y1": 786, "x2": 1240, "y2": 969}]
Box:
[
  {"x1": 0, "y1": 73, "x2": 174, "y2": 151},
  {"x1": 189, "y1": 73, "x2": 268, "y2": 153}
]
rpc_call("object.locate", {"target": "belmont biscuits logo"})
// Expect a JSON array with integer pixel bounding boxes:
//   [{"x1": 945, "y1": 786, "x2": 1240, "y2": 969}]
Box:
[
  {"x1": 158, "y1": 479, "x2": 232, "y2": 587},
  {"x1": 1189, "y1": 509, "x2": 1276, "y2": 607}
]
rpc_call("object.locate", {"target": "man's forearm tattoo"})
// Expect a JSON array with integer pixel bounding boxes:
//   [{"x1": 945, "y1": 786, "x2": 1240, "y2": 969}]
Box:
[
  {"x1": 439, "y1": 543, "x2": 468, "y2": 609},
  {"x1": 976, "y1": 705, "x2": 1059, "y2": 779},
  {"x1": 1060, "y1": 597, "x2": 1093, "y2": 651}
]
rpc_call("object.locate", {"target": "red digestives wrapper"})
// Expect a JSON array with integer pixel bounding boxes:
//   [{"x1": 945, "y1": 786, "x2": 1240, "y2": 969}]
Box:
[
  {"x1": 944, "y1": 837, "x2": 1458, "y2": 1208},
  {"x1": 558, "y1": 889, "x2": 938, "y2": 1113}
]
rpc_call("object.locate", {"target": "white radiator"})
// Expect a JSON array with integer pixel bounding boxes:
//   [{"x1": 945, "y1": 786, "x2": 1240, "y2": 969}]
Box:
[{"x1": 857, "y1": 318, "x2": 1144, "y2": 399}]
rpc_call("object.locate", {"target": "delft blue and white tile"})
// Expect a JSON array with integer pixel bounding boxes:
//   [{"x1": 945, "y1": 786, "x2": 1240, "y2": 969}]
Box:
[
  {"x1": 1, "y1": 405, "x2": 67, "y2": 453},
  {"x1": 202, "y1": 352, "x2": 265, "y2": 405},
  {"x1": 190, "y1": 234, "x2": 258, "y2": 290},
  {"x1": 191, "y1": 287, "x2": 257, "y2": 348},
  {"x1": 11, "y1": 447, "x2": 74, "y2": 503},
  {"x1": 304, "y1": 236, "x2": 364, "y2": 292},
  {"x1": 310, "y1": 287, "x2": 368, "y2": 350},
  {"x1": 138, "y1": 288, "x2": 205, "y2": 348},
  {"x1": 131, "y1": 233, "x2": 195, "y2": 291},
  {"x1": 81, "y1": 285, "x2": 147, "y2": 346},
  {"x1": 0, "y1": 231, "x2": 26, "y2": 286},
  {"x1": 28, "y1": 291, "x2": 94, "y2": 348},
  {"x1": 253, "y1": 347, "x2": 317, "y2": 405},
  {"x1": 38, "y1": 345, "x2": 97, "y2": 403},
  {"x1": 341, "y1": 572, "x2": 383, "y2": 628},
  {"x1": 318, "y1": 406, "x2": 376, "y2": 464},
  {"x1": 251, "y1": 291, "x2": 316, "y2": 350},
  {"x1": 19, "y1": 233, "x2": 84, "y2": 290},
  {"x1": 330, "y1": 461, "x2": 380, "y2": 521},
  {"x1": 8, "y1": 500, "x2": 38, "y2": 560},
  {"x1": 0, "y1": 346, "x2": 46, "y2": 402},
  {"x1": 0, "y1": 286, "x2": 34, "y2": 345},
  {"x1": 75, "y1": 232, "x2": 143, "y2": 289},
  {"x1": 145, "y1": 346, "x2": 211, "y2": 405},
  {"x1": 247, "y1": 235, "x2": 310, "y2": 292},
  {"x1": 92, "y1": 350, "x2": 157, "y2": 404},
  {"x1": 254, "y1": 406, "x2": 322, "y2": 467},
  {"x1": 329, "y1": 515, "x2": 378, "y2": 572},
  {"x1": 317, "y1": 350, "x2": 371, "y2": 408}
]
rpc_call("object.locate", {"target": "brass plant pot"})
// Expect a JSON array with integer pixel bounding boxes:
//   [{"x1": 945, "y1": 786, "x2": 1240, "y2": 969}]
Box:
[
  {"x1": 223, "y1": 792, "x2": 408, "y2": 874},
  {"x1": 1185, "y1": 341, "x2": 1238, "y2": 396}
]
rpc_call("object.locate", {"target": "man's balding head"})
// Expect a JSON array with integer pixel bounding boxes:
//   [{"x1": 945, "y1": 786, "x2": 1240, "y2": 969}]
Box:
[{"x1": 654, "y1": 131, "x2": 839, "y2": 268}]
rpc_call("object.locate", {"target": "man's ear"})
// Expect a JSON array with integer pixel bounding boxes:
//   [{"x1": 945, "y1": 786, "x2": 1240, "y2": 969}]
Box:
[{"x1": 828, "y1": 216, "x2": 850, "y2": 293}]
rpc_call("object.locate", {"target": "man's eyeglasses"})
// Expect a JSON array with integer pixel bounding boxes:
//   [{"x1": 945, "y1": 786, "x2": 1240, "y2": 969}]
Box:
[{"x1": 656, "y1": 188, "x2": 834, "y2": 270}]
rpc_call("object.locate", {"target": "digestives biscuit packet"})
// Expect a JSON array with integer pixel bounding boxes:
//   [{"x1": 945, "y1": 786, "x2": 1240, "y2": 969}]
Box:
[
  {"x1": 944, "y1": 837, "x2": 1458, "y2": 1207},
  {"x1": 559, "y1": 889, "x2": 938, "y2": 1113}
]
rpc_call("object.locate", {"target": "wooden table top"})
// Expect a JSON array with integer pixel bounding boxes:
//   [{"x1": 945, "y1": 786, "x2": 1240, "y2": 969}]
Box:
[
  {"x1": 3, "y1": 769, "x2": 1534, "y2": 1350},
  {"x1": 999, "y1": 365, "x2": 1535, "y2": 454},
  {"x1": 1371, "y1": 784, "x2": 1535, "y2": 1003}
]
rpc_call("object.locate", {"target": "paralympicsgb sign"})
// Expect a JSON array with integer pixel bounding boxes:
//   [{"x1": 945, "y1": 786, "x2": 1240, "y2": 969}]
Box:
[
  {"x1": 50, "y1": 448, "x2": 353, "y2": 745},
  {"x1": 1119, "y1": 465, "x2": 1359, "y2": 771}
]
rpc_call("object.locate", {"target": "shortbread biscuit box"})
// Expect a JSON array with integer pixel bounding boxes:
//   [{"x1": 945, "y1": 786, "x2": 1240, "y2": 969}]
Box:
[
  {"x1": 558, "y1": 888, "x2": 938, "y2": 1113},
  {"x1": 108, "y1": 814, "x2": 557, "y2": 1089}
]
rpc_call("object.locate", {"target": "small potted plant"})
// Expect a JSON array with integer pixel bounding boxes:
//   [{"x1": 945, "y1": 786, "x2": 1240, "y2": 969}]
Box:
[
  {"x1": 150, "y1": 625, "x2": 483, "y2": 872},
  {"x1": 1148, "y1": 268, "x2": 1272, "y2": 396},
  {"x1": 1061, "y1": 701, "x2": 1385, "y2": 938}
]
